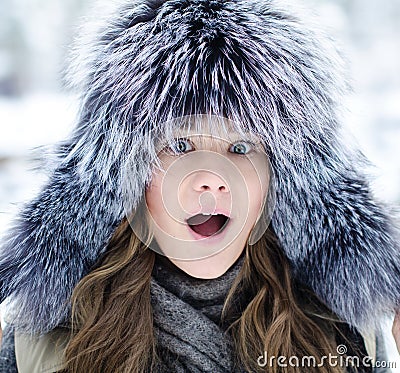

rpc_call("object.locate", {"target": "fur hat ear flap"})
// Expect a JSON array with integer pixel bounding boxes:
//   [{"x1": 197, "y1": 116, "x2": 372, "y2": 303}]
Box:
[
  {"x1": 0, "y1": 152, "x2": 125, "y2": 334},
  {"x1": 271, "y1": 154, "x2": 400, "y2": 331},
  {"x1": 0, "y1": 117, "x2": 155, "y2": 334}
]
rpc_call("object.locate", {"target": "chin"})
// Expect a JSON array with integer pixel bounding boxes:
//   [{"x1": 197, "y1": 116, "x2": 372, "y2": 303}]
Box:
[
  {"x1": 170, "y1": 248, "x2": 244, "y2": 279},
  {"x1": 178, "y1": 264, "x2": 228, "y2": 279}
]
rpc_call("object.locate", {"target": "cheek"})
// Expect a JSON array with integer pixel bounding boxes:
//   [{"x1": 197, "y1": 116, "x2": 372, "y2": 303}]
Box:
[
  {"x1": 247, "y1": 179, "x2": 265, "y2": 214},
  {"x1": 232, "y1": 154, "x2": 269, "y2": 212},
  {"x1": 241, "y1": 165, "x2": 268, "y2": 205}
]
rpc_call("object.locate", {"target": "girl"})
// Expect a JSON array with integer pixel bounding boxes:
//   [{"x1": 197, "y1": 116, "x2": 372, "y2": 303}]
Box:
[{"x1": 1, "y1": 0, "x2": 400, "y2": 372}]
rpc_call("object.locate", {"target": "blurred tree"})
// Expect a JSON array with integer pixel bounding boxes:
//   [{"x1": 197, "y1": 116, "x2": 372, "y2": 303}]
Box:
[
  {"x1": 0, "y1": 0, "x2": 92, "y2": 97},
  {"x1": 0, "y1": 1, "x2": 28, "y2": 96}
]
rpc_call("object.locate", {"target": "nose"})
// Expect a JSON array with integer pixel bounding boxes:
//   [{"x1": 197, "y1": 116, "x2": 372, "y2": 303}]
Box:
[{"x1": 191, "y1": 171, "x2": 230, "y2": 194}]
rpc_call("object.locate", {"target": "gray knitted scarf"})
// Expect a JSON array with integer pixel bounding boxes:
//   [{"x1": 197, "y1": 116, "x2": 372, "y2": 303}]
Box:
[
  {"x1": 150, "y1": 252, "x2": 247, "y2": 373},
  {"x1": 149, "y1": 253, "x2": 376, "y2": 373}
]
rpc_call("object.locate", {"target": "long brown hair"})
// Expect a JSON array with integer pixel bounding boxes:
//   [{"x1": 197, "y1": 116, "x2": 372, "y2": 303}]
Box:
[{"x1": 63, "y1": 218, "x2": 363, "y2": 373}]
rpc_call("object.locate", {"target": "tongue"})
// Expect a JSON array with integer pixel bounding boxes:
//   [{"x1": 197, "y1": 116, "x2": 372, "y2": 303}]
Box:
[{"x1": 188, "y1": 214, "x2": 228, "y2": 237}]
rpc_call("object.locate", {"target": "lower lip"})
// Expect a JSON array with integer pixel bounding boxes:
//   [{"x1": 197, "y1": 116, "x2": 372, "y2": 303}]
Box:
[{"x1": 186, "y1": 218, "x2": 231, "y2": 243}]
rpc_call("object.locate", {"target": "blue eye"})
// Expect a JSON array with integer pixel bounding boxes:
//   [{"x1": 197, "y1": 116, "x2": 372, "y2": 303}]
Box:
[
  {"x1": 229, "y1": 141, "x2": 253, "y2": 155},
  {"x1": 169, "y1": 138, "x2": 194, "y2": 154}
]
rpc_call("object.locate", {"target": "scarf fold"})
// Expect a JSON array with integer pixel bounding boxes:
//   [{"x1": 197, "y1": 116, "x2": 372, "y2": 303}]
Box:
[{"x1": 150, "y1": 253, "x2": 246, "y2": 373}]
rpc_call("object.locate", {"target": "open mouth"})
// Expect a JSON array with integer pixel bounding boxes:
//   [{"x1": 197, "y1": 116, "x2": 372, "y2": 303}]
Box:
[{"x1": 186, "y1": 213, "x2": 230, "y2": 237}]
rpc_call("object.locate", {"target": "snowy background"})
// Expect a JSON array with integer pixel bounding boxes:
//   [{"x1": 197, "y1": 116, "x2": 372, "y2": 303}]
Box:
[{"x1": 0, "y1": 0, "x2": 399, "y2": 370}]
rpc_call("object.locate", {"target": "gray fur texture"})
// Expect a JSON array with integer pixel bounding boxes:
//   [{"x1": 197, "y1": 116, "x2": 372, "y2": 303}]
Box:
[
  {"x1": 1, "y1": 0, "x2": 400, "y2": 335},
  {"x1": 0, "y1": 327, "x2": 17, "y2": 373}
]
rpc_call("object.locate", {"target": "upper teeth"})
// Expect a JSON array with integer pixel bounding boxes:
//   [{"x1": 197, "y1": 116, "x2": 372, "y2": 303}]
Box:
[{"x1": 202, "y1": 213, "x2": 214, "y2": 216}]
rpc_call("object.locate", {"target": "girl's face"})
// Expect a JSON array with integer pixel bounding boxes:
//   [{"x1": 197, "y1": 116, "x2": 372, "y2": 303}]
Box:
[{"x1": 145, "y1": 122, "x2": 270, "y2": 279}]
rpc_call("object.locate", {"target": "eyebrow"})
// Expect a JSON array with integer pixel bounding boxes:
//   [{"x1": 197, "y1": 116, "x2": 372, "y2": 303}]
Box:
[{"x1": 171, "y1": 131, "x2": 261, "y2": 143}]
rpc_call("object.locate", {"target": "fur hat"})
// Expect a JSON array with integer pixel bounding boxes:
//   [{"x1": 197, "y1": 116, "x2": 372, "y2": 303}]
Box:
[{"x1": 1, "y1": 0, "x2": 399, "y2": 335}]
